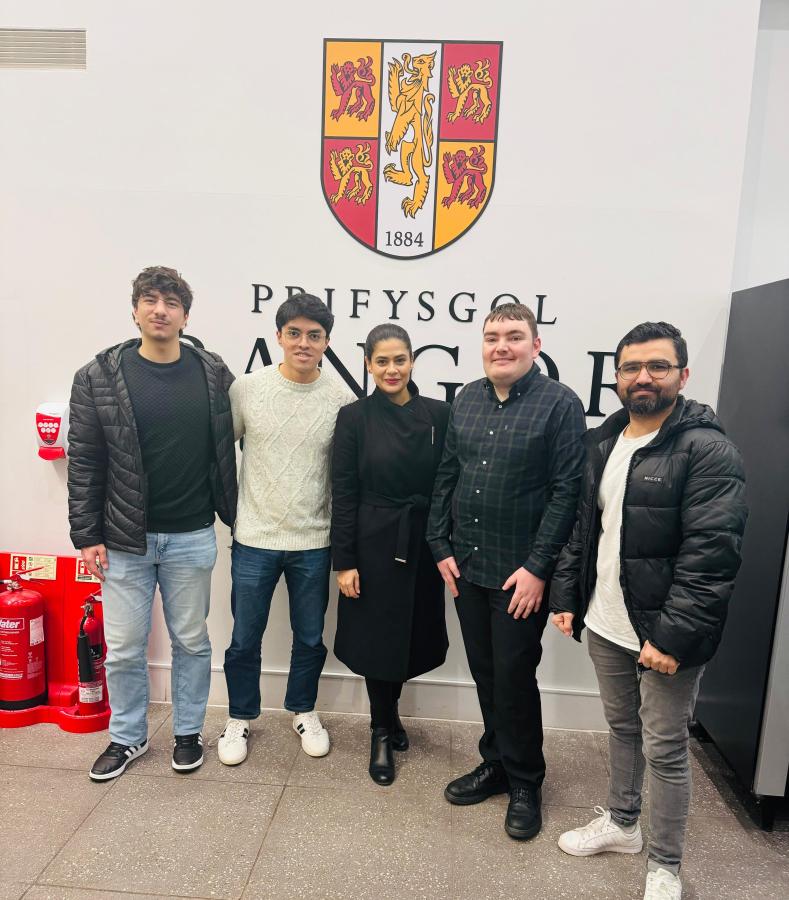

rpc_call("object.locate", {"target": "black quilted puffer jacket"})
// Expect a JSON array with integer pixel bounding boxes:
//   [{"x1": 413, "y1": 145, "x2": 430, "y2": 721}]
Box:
[
  {"x1": 550, "y1": 396, "x2": 747, "y2": 667},
  {"x1": 67, "y1": 339, "x2": 238, "y2": 554}
]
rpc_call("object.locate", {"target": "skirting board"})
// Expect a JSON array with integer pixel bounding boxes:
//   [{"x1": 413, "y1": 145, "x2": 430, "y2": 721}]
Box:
[{"x1": 147, "y1": 663, "x2": 608, "y2": 731}]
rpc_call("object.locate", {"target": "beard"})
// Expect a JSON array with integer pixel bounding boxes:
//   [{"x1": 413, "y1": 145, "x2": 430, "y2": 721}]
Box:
[{"x1": 619, "y1": 386, "x2": 677, "y2": 416}]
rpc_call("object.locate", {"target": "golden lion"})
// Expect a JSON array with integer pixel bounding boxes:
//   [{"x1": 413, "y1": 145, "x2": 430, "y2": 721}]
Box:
[
  {"x1": 446, "y1": 59, "x2": 493, "y2": 125},
  {"x1": 329, "y1": 143, "x2": 374, "y2": 205},
  {"x1": 383, "y1": 52, "x2": 436, "y2": 218}
]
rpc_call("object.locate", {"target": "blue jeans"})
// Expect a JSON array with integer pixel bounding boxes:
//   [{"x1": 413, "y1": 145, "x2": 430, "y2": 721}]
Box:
[
  {"x1": 101, "y1": 527, "x2": 217, "y2": 745},
  {"x1": 587, "y1": 628, "x2": 704, "y2": 874},
  {"x1": 224, "y1": 542, "x2": 331, "y2": 718}
]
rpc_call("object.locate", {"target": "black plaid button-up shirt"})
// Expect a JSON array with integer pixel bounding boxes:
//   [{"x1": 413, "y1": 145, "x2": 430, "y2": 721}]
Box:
[{"x1": 426, "y1": 365, "x2": 586, "y2": 589}]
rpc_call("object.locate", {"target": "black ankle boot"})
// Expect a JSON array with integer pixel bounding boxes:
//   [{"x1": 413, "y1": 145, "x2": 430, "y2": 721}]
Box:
[
  {"x1": 369, "y1": 727, "x2": 395, "y2": 785},
  {"x1": 391, "y1": 708, "x2": 409, "y2": 752}
]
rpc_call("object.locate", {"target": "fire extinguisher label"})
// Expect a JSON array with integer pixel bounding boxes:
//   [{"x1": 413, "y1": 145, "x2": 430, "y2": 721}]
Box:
[
  {"x1": 29, "y1": 615, "x2": 44, "y2": 646},
  {"x1": 75, "y1": 559, "x2": 101, "y2": 583},
  {"x1": 10, "y1": 554, "x2": 57, "y2": 580},
  {"x1": 79, "y1": 682, "x2": 103, "y2": 704}
]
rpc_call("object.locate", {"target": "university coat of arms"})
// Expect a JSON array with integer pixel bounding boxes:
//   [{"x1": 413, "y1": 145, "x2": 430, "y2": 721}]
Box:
[{"x1": 321, "y1": 39, "x2": 503, "y2": 259}]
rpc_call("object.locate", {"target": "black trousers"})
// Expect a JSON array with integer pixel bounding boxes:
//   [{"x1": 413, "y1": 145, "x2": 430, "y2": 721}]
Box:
[
  {"x1": 365, "y1": 678, "x2": 404, "y2": 729},
  {"x1": 455, "y1": 575, "x2": 550, "y2": 788}
]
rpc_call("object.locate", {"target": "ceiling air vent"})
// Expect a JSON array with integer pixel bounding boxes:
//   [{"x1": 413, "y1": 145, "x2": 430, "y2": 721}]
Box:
[{"x1": 0, "y1": 28, "x2": 86, "y2": 69}]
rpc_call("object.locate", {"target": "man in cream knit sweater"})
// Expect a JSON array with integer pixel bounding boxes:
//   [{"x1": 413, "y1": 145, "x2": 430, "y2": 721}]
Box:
[{"x1": 218, "y1": 294, "x2": 355, "y2": 764}]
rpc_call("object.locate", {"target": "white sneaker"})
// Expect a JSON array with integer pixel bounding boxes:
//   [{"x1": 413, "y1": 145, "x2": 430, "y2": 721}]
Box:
[
  {"x1": 292, "y1": 711, "x2": 330, "y2": 757},
  {"x1": 644, "y1": 867, "x2": 682, "y2": 899},
  {"x1": 217, "y1": 718, "x2": 249, "y2": 766},
  {"x1": 558, "y1": 806, "x2": 643, "y2": 856}
]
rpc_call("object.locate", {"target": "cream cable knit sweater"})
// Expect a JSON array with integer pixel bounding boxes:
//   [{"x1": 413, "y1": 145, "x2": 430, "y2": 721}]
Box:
[{"x1": 230, "y1": 365, "x2": 355, "y2": 551}]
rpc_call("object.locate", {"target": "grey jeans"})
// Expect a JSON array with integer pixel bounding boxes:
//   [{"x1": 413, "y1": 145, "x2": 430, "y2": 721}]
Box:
[{"x1": 587, "y1": 628, "x2": 704, "y2": 874}]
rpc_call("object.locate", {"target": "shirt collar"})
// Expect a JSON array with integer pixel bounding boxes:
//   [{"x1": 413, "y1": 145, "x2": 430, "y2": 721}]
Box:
[{"x1": 483, "y1": 363, "x2": 540, "y2": 402}]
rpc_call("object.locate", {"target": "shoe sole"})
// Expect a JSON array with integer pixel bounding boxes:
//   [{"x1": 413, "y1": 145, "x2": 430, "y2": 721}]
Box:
[
  {"x1": 443, "y1": 785, "x2": 509, "y2": 806},
  {"x1": 299, "y1": 743, "x2": 330, "y2": 758},
  {"x1": 557, "y1": 838, "x2": 643, "y2": 857},
  {"x1": 218, "y1": 750, "x2": 248, "y2": 766},
  {"x1": 505, "y1": 820, "x2": 542, "y2": 841},
  {"x1": 89, "y1": 742, "x2": 149, "y2": 782},
  {"x1": 172, "y1": 753, "x2": 204, "y2": 772}
]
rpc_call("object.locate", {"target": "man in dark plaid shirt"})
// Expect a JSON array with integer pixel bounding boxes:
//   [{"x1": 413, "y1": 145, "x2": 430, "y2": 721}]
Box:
[{"x1": 427, "y1": 303, "x2": 586, "y2": 840}]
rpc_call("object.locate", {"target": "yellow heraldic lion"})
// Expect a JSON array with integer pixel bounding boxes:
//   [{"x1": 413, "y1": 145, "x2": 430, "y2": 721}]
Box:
[
  {"x1": 446, "y1": 59, "x2": 493, "y2": 125},
  {"x1": 329, "y1": 143, "x2": 374, "y2": 205},
  {"x1": 383, "y1": 52, "x2": 436, "y2": 218}
]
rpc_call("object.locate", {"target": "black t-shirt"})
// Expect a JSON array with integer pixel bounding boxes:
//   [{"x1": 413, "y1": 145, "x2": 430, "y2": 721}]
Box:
[{"x1": 121, "y1": 346, "x2": 214, "y2": 533}]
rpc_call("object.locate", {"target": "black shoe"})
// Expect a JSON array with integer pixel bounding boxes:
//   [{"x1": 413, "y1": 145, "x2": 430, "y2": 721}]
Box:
[
  {"x1": 505, "y1": 785, "x2": 542, "y2": 840},
  {"x1": 172, "y1": 733, "x2": 204, "y2": 772},
  {"x1": 391, "y1": 708, "x2": 409, "y2": 752},
  {"x1": 369, "y1": 727, "x2": 395, "y2": 785},
  {"x1": 89, "y1": 739, "x2": 149, "y2": 781},
  {"x1": 444, "y1": 761, "x2": 509, "y2": 805}
]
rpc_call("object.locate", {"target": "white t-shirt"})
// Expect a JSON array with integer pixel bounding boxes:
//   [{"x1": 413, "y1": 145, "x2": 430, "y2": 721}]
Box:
[{"x1": 584, "y1": 427, "x2": 659, "y2": 652}]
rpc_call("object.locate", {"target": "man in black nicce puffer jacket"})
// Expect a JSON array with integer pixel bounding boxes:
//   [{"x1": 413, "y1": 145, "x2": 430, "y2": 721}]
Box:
[
  {"x1": 549, "y1": 322, "x2": 747, "y2": 900},
  {"x1": 68, "y1": 266, "x2": 237, "y2": 783}
]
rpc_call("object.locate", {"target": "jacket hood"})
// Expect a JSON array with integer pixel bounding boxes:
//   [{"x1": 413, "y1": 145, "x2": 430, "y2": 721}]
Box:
[{"x1": 589, "y1": 395, "x2": 726, "y2": 447}]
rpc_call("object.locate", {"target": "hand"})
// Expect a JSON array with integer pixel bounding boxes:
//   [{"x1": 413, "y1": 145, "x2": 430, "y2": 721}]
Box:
[
  {"x1": 80, "y1": 544, "x2": 108, "y2": 582},
  {"x1": 437, "y1": 556, "x2": 460, "y2": 598},
  {"x1": 503, "y1": 567, "x2": 545, "y2": 619},
  {"x1": 639, "y1": 640, "x2": 679, "y2": 675},
  {"x1": 336, "y1": 568, "x2": 360, "y2": 598},
  {"x1": 552, "y1": 612, "x2": 574, "y2": 636}
]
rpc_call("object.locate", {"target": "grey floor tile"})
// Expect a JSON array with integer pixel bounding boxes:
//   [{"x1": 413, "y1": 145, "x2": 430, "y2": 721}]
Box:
[
  {"x1": 542, "y1": 729, "x2": 611, "y2": 809},
  {"x1": 39, "y1": 776, "x2": 282, "y2": 899},
  {"x1": 130, "y1": 706, "x2": 299, "y2": 785},
  {"x1": 287, "y1": 712, "x2": 452, "y2": 795},
  {"x1": 451, "y1": 800, "x2": 648, "y2": 900},
  {"x1": 24, "y1": 890, "x2": 196, "y2": 900},
  {"x1": 244, "y1": 785, "x2": 452, "y2": 899},
  {"x1": 0, "y1": 882, "x2": 29, "y2": 900},
  {"x1": 0, "y1": 703, "x2": 170, "y2": 772},
  {"x1": 449, "y1": 720, "x2": 483, "y2": 778},
  {"x1": 0, "y1": 766, "x2": 113, "y2": 882},
  {"x1": 679, "y1": 815, "x2": 789, "y2": 899}
]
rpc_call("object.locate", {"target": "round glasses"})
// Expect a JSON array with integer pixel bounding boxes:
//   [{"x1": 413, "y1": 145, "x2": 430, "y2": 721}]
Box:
[{"x1": 616, "y1": 360, "x2": 683, "y2": 381}]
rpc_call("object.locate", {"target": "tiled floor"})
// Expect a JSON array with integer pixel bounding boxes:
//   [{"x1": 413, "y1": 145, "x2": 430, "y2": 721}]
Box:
[{"x1": 1, "y1": 704, "x2": 787, "y2": 900}]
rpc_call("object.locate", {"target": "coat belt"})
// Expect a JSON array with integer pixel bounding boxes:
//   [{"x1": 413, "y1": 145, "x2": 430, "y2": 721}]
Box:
[{"x1": 359, "y1": 491, "x2": 429, "y2": 564}]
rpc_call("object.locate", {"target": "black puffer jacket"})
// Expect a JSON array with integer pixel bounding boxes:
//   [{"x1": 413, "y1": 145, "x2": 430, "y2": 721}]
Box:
[
  {"x1": 550, "y1": 396, "x2": 747, "y2": 667},
  {"x1": 67, "y1": 339, "x2": 238, "y2": 554}
]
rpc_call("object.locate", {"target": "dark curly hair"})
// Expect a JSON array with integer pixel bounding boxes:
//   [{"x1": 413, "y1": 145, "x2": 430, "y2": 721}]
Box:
[{"x1": 131, "y1": 266, "x2": 193, "y2": 315}]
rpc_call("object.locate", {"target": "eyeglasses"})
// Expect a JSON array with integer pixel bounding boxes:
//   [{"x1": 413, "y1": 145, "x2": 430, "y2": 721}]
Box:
[
  {"x1": 616, "y1": 360, "x2": 683, "y2": 381},
  {"x1": 281, "y1": 327, "x2": 326, "y2": 345}
]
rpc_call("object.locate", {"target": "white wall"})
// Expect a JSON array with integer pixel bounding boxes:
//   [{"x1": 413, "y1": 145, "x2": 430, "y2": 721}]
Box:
[
  {"x1": 0, "y1": 1, "x2": 761, "y2": 729},
  {"x1": 732, "y1": 4, "x2": 789, "y2": 292}
]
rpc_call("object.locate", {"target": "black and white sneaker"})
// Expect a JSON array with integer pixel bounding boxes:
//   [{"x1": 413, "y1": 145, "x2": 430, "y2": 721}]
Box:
[
  {"x1": 172, "y1": 733, "x2": 204, "y2": 772},
  {"x1": 89, "y1": 739, "x2": 149, "y2": 782}
]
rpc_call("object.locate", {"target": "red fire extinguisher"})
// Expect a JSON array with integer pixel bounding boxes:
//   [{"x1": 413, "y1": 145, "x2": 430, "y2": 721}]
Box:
[
  {"x1": 0, "y1": 570, "x2": 47, "y2": 711},
  {"x1": 76, "y1": 595, "x2": 107, "y2": 716}
]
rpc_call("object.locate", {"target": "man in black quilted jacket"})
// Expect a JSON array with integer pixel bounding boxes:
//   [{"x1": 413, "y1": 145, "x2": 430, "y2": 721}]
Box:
[
  {"x1": 550, "y1": 322, "x2": 747, "y2": 900},
  {"x1": 67, "y1": 266, "x2": 237, "y2": 782}
]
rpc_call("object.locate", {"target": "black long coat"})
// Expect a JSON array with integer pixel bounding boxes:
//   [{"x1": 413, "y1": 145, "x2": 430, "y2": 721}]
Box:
[{"x1": 331, "y1": 385, "x2": 450, "y2": 681}]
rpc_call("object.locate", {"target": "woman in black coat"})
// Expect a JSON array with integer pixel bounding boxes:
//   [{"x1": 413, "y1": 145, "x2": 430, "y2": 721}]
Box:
[{"x1": 331, "y1": 324, "x2": 450, "y2": 785}]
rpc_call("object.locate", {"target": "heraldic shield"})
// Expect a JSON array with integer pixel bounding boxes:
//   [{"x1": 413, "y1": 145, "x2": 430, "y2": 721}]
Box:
[{"x1": 322, "y1": 39, "x2": 502, "y2": 259}]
